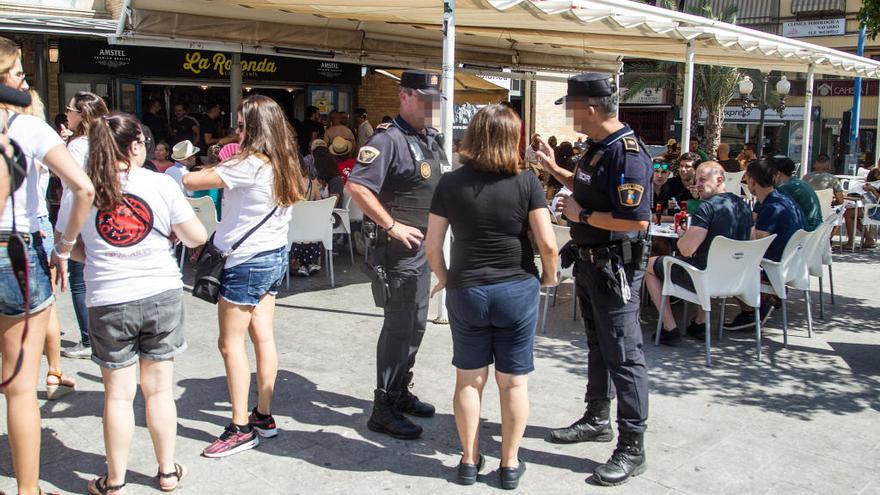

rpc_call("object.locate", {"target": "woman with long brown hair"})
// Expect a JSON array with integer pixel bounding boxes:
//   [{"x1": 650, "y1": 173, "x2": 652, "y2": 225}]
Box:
[
  {"x1": 59, "y1": 90, "x2": 109, "y2": 360},
  {"x1": 0, "y1": 35, "x2": 94, "y2": 495},
  {"x1": 184, "y1": 95, "x2": 304, "y2": 457},
  {"x1": 425, "y1": 104, "x2": 558, "y2": 489},
  {"x1": 62, "y1": 112, "x2": 207, "y2": 495}
]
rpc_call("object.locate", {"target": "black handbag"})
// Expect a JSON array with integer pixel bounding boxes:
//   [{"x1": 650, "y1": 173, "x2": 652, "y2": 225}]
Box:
[{"x1": 192, "y1": 207, "x2": 277, "y2": 304}]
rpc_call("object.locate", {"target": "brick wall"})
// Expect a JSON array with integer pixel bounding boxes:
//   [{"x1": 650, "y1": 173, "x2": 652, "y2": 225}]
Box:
[
  {"x1": 356, "y1": 72, "x2": 400, "y2": 129},
  {"x1": 534, "y1": 79, "x2": 586, "y2": 145}
]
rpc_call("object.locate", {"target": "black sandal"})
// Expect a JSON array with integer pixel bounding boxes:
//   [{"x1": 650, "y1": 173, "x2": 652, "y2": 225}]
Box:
[
  {"x1": 88, "y1": 475, "x2": 126, "y2": 495},
  {"x1": 157, "y1": 462, "x2": 187, "y2": 492}
]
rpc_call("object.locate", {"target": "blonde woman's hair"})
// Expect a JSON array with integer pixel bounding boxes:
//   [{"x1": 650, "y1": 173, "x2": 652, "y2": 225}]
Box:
[
  {"x1": 459, "y1": 104, "x2": 522, "y2": 175},
  {"x1": 0, "y1": 37, "x2": 19, "y2": 85}
]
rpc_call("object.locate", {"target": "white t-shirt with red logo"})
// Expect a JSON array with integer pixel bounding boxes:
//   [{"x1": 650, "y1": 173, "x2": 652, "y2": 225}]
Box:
[{"x1": 60, "y1": 167, "x2": 195, "y2": 307}]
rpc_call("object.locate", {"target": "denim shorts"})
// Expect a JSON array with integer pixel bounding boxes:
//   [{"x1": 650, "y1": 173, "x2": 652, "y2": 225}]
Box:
[
  {"x1": 220, "y1": 246, "x2": 288, "y2": 306},
  {"x1": 446, "y1": 276, "x2": 540, "y2": 375},
  {"x1": 0, "y1": 236, "x2": 55, "y2": 317},
  {"x1": 88, "y1": 288, "x2": 187, "y2": 369},
  {"x1": 37, "y1": 216, "x2": 54, "y2": 257}
]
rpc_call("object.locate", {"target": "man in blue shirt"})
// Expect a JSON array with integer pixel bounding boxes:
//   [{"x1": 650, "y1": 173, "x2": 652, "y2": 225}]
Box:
[{"x1": 724, "y1": 158, "x2": 805, "y2": 330}]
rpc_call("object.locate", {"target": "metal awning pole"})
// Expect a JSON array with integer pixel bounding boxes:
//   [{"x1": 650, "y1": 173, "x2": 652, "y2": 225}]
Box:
[
  {"x1": 849, "y1": 24, "x2": 867, "y2": 173},
  {"x1": 800, "y1": 64, "x2": 815, "y2": 177},
  {"x1": 681, "y1": 41, "x2": 695, "y2": 154},
  {"x1": 876, "y1": 81, "x2": 880, "y2": 167},
  {"x1": 434, "y1": 0, "x2": 455, "y2": 324},
  {"x1": 230, "y1": 52, "x2": 242, "y2": 128}
]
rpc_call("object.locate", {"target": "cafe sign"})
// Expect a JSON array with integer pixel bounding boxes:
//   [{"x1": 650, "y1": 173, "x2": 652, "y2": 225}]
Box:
[{"x1": 61, "y1": 40, "x2": 361, "y2": 85}]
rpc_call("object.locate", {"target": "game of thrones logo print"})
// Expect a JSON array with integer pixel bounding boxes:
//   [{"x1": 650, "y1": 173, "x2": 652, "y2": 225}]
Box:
[{"x1": 96, "y1": 193, "x2": 154, "y2": 247}]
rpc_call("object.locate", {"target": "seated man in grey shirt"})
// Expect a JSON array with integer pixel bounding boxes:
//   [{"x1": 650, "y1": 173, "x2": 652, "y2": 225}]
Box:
[{"x1": 803, "y1": 153, "x2": 844, "y2": 205}]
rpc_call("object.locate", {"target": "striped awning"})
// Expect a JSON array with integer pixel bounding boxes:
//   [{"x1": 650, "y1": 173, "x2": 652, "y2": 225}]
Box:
[
  {"x1": 791, "y1": 0, "x2": 846, "y2": 14},
  {"x1": 685, "y1": 0, "x2": 779, "y2": 24},
  {"x1": 0, "y1": 14, "x2": 117, "y2": 36},
  {"x1": 115, "y1": 0, "x2": 880, "y2": 79}
]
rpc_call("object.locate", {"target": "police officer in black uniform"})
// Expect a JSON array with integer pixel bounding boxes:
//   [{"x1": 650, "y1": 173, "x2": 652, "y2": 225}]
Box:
[
  {"x1": 536, "y1": 73, "x2": 653, "y2": 486},
  {"x1": 344, "y1": 70, "x2": 447, "y2": 440}
]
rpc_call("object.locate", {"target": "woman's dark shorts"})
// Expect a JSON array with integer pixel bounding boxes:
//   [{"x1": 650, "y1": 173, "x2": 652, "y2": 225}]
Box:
[{"x1": 447, "y1": 276, "x2": 540, "y2": 375}]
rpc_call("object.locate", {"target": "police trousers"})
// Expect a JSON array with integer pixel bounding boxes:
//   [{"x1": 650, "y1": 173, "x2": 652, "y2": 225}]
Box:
[
  {"x1": 574, "y1": 260, "x2": 649, "y2": 433},
  {"x1": 376, "y1": 262, "x2": 431, "y2": 392}
]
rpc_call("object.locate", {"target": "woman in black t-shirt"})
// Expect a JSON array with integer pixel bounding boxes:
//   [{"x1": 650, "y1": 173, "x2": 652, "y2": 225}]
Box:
[{"x1": 425, "y1": 104, "x2": 558, "y2": 488}]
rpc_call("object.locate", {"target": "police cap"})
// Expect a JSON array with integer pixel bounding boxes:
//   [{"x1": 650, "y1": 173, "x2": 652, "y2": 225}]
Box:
[
  {"x1": 400, "y1": 70, "x2": 442, "y2": 96},
  {"x1": 554, "y1": 72, "x2": 617, "y2": 105}
]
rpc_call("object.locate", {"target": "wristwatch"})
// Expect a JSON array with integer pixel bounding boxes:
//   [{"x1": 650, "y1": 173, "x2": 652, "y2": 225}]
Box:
[{"x1": 578, "y1": 208, "x2": 592, "y2": 224}]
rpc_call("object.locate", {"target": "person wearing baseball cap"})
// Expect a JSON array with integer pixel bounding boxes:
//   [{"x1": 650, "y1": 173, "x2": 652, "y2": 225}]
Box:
[
  {"x1": 537, "y1": 72, "x2": 653, "y2": 486},
  {"x1": 345, "y1": 69, "x2": 448, "y2": 440}
]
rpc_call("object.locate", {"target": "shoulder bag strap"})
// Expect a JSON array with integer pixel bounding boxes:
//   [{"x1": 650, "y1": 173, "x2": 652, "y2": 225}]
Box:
[
  {"x1": 122, "y1": 196, "x2": 172, "y2": 239},
  {"x1": 230, "y1": 206, "x2": 278, "y2": 252}
]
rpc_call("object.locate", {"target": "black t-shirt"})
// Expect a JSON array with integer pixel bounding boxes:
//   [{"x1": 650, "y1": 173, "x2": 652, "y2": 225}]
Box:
[
  {"x1": 297, "y1": 120, "x2": 325, "y2": 156},
  {"x1": 199, "y1": 116, "x2": 219, "y2": 145},
  {"x1": 687, "y1": 192, "x2": 752, "y2": 269},
  {"x1": 141, "y1": 112, "x2": 167, "y2": 143},
  {"x1": 719, "y1": 158, "x2": 741, "y2": 173},
  {"x1": 654, "y1": 177, "x2": 687, "y2": 214},
  {"x1": 430, "y1": 167, "x2": 546, "y2": 289},
  {"x1": 169, "y1": 115, "x2": 199, "y2": 145}
]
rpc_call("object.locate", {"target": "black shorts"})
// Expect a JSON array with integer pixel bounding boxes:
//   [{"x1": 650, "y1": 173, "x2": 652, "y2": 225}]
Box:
[{"x1": 652, "y1": 256, "x2": 696, "y2": 292}]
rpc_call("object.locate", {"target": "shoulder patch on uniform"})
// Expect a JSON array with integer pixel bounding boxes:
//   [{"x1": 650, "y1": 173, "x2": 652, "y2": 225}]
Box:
[
  {"x1": 622, "y1": 136, "x2": 639, "y2": 153},
  {"x1": 376, "y1": 122, "x2": 392, "y2": 131},
  {"x1": 617, "y1": 183, "x2": 645, "y2": 207},
  {"x1": 357, "y1": 146, "x2": 381, "y2": 164}
]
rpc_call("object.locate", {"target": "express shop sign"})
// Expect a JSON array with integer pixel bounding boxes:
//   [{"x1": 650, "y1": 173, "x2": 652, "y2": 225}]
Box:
[{"x1": 61, "y1": 40, "x2": 360, "y2": 85}]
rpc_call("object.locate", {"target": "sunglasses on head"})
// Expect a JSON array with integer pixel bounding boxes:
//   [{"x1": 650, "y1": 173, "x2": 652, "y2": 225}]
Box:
[{"x1": 653, "y1": 163, "x2": 669, "y2": 172}]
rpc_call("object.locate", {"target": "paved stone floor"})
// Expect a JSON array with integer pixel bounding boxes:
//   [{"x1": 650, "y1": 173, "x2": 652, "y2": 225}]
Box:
[{"x1": 1, "y1": 248, "x2": 878, "y2": 494}]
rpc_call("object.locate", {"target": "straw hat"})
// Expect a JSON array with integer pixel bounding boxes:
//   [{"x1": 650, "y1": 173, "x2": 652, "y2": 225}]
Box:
[
  {"x1": 329, "y1": 136, "x2": 352, "y2": 156},
  {"x1": 310, "y1": 139, "x2": 328, "y2": 152},
  {"x1": 666, "y1": 138, "x2": 678, "y2": 147},
  {"x1": 171, "y1": 140, "x2": 199, "y2": 161}
]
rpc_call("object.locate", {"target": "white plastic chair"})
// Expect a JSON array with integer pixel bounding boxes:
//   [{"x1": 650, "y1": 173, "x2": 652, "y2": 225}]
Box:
[
  {"x1": 287, "y1": 197, "x2": 337, "y2": 288},
  {"x1": 180, "y1": 196, "x2": 219, "y2": 269},
  {"x1": 858, "y1": 201, "x2": 880, "y2": 250},
  {"x1": 332, "y1": 194, "x2": 355, "y2": 264},
  {"x1": 814, "y1": 188, "x2": 834, "y2": 222},
  {"x1": 654, "y1": 235, "x2": 775, "y2": 366},
  {"x1": 724, "y1": 170, "x2": 745, "y2": 197},
  {"x1": 805, "y1": 209, "x2": 842, "y2": 320},
  {"x1": 760, "y1": 229, "x2": 813, "y2": 347},
  {"x1": 540, "y1": 224, "x2": 576, "y2": 334}
]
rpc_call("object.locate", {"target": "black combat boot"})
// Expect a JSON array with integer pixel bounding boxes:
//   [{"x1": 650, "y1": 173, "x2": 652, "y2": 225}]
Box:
[
  {"x1": 592, "y1": 430, "x2": 646, "y2": 486},
  {"x1": 546, "y1": 400, "x2": 613, "y2": 444},
  {"x1": 367, "y1": 389, "x2": 423, "y2": 440},
  {"x1": 394, "y1": 372, "x2": 435, "y2": 417}
]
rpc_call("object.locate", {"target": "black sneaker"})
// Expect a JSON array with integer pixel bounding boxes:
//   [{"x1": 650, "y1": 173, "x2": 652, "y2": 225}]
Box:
[
  {"x1": 248, "y1": 407, "x2": 278, "y2": 438},
  {"x1": 652, "y1": 328, "x2": 682, "y2": 346},
  {"x1": 724, "y1": 303, "x2": 774, "y2": 331},
  {"x1": 686, "y1": 321, "x2": 706, "y2": 341},
  {"x1": 500, "y1": 460, "x2": 526, "y2": 490}
]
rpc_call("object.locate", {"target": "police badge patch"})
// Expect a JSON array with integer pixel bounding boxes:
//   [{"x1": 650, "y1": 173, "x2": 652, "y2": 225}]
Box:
[
  {"x1": 420, "y1": 162, "x2": 432, "y2": 179},
  {"x1": 358, "y1": 146, "x2": 381, "y2": 164},
  {"x1": 617, "y1": 183, "x2": 645, "y2": 207}
]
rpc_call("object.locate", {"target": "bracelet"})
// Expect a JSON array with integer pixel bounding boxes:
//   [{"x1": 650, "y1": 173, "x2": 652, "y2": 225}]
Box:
[
  {"x1": 384, "y1": 219, "x2": 396, "y2": 231},
  {"x1": 59, "y1": 236, "x2": 77, "y2": 246},
  {"x1": 54, "y1": 250, "x2": 70, "y2": 260}
]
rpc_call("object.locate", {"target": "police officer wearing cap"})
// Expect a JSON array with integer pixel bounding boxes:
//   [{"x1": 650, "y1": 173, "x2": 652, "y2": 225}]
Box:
[
  {"x1": 535, "y1": 73, "x2": 653, "y2": 486},
  {"x1": 345, "y1": 70, "x2": 448, "y2": 440}
]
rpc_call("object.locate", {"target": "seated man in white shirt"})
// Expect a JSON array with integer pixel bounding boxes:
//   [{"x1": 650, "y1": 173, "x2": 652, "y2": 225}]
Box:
[{"x1": 166, "y1": 140, "x2": 199, "y2": 196}]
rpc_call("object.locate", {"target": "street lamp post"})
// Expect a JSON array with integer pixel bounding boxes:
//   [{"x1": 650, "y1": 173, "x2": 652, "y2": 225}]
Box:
[{"x1": 738, "y1": 73, "x2": 791, "y2": 157}]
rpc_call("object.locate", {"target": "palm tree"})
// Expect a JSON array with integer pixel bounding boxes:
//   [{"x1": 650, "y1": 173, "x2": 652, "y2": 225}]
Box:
[{"x1": 622, "y1": 1, "x2": 742, "y2": 157}]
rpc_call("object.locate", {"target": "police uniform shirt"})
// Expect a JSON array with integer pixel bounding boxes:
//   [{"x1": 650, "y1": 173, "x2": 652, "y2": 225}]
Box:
[
  {"x1": 347, "y1": 115, "x2": 440, "y2": 274},
  {"x1": 570, "y1": 125, "x2": 652, "y2": 245},
  {"x1": 346, "y1": 115, "x2": 438, "y2": 196}
]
